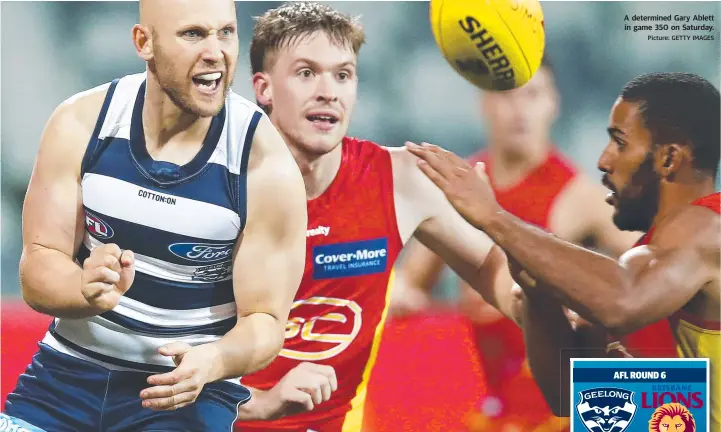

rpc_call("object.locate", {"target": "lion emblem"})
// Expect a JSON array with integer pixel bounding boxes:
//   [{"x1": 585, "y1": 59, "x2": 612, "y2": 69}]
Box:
[{"x1": 648, "y1": 403, "x2": 696, "y2": 432}]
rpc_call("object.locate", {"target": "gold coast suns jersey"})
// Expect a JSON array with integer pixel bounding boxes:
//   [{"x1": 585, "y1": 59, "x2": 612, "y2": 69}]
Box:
[
  {"x1": 235, "y1": 138, "x2": 403, "y2": 432},
  {"x1": 672, "y1": 193, "x2": 720, "y2": 430},
  {"x1": 637, "y1": 192, "x2": 720, "y2": 430}
]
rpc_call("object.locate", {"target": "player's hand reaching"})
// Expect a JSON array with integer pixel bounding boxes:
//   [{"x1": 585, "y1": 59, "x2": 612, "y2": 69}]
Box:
[
  {"x1": 237, "y1": 362, "x2": 338, "y2": 421},
  {"x1": 80, "y1": 243, "x2": 135, "y2": 312},
  {"x1": 406, "y1": 141, "x2": 502, "y2": 229},
  {"x1": 140, "y1": 342, "x2": 216, "y2": 411}
]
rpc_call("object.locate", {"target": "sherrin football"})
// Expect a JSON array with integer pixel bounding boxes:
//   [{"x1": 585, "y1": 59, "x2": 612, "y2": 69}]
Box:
[{"x1": 430, "y1": 0, "x2": 546, "y2": 91}]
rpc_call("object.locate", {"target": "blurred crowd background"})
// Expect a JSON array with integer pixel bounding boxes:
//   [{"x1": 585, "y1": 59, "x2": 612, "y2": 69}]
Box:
[{"x1": 2, "y1": 1, "x2": 719, "y2": 296}]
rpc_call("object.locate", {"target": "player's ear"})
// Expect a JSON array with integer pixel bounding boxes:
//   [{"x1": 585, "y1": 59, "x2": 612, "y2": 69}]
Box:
[
  {"x1": 132, "y1": 24, "x2": 153, "y2": 61},
  {"x1": 655, "y1": 143, "x2": 686, "y2": 179},
  {"x1": 252, "y1": 72, "x2": 272, "y2": 107}
]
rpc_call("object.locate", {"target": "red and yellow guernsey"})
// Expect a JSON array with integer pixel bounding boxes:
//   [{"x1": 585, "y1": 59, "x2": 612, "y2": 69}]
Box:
[{"x1": 235, "y1": 137, "x2": 403, "y2": 432}]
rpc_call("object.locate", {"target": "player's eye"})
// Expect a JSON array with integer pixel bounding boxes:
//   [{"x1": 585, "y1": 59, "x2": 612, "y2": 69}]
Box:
[
  {"x1": 183, "y1": 29, "x2": 202, "y2": 39},
  {"x1": 219, "y1": 27, "x2": 235, "y2": 37},
  {"x1": 298, "y1": 69, "x2": 313, "y2": 78}
]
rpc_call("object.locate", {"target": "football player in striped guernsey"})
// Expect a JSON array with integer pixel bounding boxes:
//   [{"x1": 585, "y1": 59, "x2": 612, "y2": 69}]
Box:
[{"x1": 4, "y1": 0, "x2": 307, "y2": 431}]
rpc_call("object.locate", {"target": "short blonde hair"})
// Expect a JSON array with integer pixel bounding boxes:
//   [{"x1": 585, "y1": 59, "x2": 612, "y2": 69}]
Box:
[{"x1": 250, "y1": 2, "x2": 365, "y2": 74}]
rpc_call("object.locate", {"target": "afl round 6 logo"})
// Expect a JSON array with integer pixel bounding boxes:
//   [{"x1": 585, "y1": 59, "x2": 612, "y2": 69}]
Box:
[
  {"x1": 85, "y1": 211, "x2": 114, "y2": 239},
  {"x1": 280, "y1": 296, "x2": 363, "y2": 361}
]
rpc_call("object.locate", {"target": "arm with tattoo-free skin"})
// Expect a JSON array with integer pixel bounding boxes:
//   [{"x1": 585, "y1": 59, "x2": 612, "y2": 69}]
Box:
[{"x1": 406, "y1": 142, "x2": 717, "y2": 336}]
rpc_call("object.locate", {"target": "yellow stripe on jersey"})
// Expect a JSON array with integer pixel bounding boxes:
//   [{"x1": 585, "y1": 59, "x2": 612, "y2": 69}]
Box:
[
  {"x1": 673, "y1": 318, "x2": 720, "y2": 431},
  {"x1": 341, "y1": 270, "x2": 397, "y2": 432}
]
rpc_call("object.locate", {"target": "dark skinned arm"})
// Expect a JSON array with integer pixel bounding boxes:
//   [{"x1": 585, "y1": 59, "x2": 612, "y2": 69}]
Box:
[{"x1": 483, "y1": 205, "x2": 717, "y2": 335}]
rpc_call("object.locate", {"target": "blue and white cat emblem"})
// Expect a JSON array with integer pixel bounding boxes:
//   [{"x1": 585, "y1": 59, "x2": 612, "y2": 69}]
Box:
[{"x1": 576, "y1": 387, "x2": 637, "y2": 432}]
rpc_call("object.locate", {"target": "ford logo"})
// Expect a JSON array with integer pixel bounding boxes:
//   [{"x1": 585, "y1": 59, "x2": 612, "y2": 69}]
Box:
[{"x1": 168, "y1": 243, "x2": 234, "y2": 263}]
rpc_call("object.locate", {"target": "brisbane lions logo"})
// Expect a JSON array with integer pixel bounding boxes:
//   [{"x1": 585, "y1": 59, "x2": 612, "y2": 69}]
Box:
[
  {"x1": 577, "y1": 388, "x2": 637, "y2": 432},
  {"x1": 648, "y1": 403, "x2": 696, "y2": 432}
]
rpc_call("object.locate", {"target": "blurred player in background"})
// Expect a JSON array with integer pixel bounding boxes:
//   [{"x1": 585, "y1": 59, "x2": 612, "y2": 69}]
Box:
[
  {"x1": 2, "y1": 0, "x2": 307, "y2": 431},
  {"x1": 408, "y1": 72, "x2": 720, "y2": 430},
  {"x1": 392, "y1": 58, "x2": 663, "y2": 432},
  {"x1": 232, "y1": 2, "x2": 526, "y2": 431}
]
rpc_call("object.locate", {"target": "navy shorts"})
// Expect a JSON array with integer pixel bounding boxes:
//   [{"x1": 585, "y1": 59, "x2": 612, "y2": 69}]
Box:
[{"x1": 3, "y1": 343, "x2": 251, "y2": 432}]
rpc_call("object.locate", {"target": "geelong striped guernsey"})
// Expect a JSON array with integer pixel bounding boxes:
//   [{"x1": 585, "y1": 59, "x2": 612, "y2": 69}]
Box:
[{"x1": 41, "y1": 73, "x2": 263, "y2": 380}]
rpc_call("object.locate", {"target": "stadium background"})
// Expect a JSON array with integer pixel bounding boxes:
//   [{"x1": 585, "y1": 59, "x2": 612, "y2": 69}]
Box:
[{"x1": 1, "y1": 1, "x2": 719, "y2": 431}]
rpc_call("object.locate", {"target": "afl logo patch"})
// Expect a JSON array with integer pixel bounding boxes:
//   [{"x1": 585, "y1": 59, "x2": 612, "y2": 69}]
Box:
[
  {"x1": 168, "y1": 243, "x2": 234, "y2": 263},
  {"x1": 85, "y1": 211, "x2": 114, "y2": 240}
]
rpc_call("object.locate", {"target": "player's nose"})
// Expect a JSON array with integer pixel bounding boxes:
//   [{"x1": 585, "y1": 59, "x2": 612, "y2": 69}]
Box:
[
  {"x1": 199, "y1": 36, "x2": 224, "y2": 64},
  {"x1": 315, "y1": 73, "x2": 338, "y2": 103},
  {"x1": 597, "y1": 144, "x2": 614, "y2": 174}
]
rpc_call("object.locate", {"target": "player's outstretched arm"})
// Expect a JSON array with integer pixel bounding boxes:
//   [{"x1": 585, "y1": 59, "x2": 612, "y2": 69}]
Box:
[
  {"x1": 206, "y1": 113, "x2": 307, "y2": 381},
  {"x1": 407, "y1": 142, "x2": 716, "y2": 335},
  {"x1": 472, "y1": 198, "x2": 716, "y2": 336},
  {"x1": 20, "y1": 86, "x2": 134, "y2": 319},
  {"x1": 391, "y1": 147, "x2": 520, "y2": 324}
]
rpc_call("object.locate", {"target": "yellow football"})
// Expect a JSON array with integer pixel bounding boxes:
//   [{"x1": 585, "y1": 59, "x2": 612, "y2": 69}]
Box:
[{"x1": 430, "y1": 0, "x2": 546, "y2": 91}]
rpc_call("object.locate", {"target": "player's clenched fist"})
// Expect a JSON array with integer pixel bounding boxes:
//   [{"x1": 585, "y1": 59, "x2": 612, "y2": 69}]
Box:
[
  {"x1": 80, "y1": 243, "x2": 135, "y2": 312},
  {"x1": 237, "y1": 362, "x2": 338, "y2": 421}
]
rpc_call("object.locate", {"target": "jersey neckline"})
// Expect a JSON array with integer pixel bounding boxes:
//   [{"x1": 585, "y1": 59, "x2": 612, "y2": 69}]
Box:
[
  {"x1": 307, "y1": 137, "x2": 351, "y2": 204},
  {"x1": 129, "y1": 80, "x2": 226, "y2": 185}
]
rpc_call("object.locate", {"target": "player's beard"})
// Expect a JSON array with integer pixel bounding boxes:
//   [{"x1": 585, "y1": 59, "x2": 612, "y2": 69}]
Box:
[
  {"x1": 613, "y1": 151, "x2": 661, "y2": 233},
  {"x1": 148, "y1": 45, "x2": 231, "y2": 118}
]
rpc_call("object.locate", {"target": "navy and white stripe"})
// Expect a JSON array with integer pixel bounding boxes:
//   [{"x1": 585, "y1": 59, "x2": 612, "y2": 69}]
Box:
[{"x1": 46, "y1": 72, "x2": 263, "y2": 375}]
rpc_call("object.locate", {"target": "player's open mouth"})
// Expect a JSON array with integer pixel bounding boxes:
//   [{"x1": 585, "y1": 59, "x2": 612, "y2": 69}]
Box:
[
  {"x1": 602, "y1": 177, "x2": 617, "y2": 206},
  {"x1": 605, "y1": 192, "x2": 617, "y2": 206},
  {"x1": 192, "y1": 72, "x2": 223, "y2": 94},
  {"x1": 306, "y1": 111, "x2": 339, "y2": 131}
]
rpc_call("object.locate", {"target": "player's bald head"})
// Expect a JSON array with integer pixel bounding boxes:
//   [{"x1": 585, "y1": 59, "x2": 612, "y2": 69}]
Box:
[
  {"x1": 139, "y1": 0, "x2": 237, "y2": 35},
  {"x1": 132, "y1": 0, "x2": 239, "y2": 117}
]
